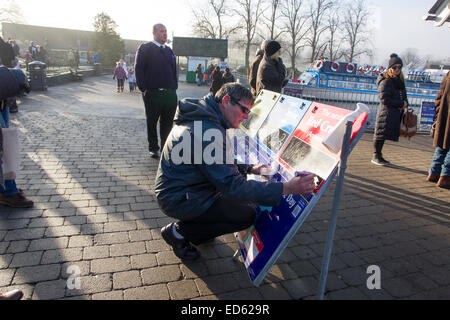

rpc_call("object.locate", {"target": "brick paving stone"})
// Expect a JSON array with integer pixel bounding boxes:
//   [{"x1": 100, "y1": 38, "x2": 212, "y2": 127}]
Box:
[
  {"x1": 326, "y1": 287, "x2": 368, "y2": 300},
  {"x1": 281, "y1": 277, "x2": 317, "y2": 300},
  {"x1": 130, "y1": 254, "x2": 157, "y2": 269},
  {"x1": 92, "y1": 291, "x2": 124, "y2": 300},
  {"x1": 10, "y1": 251, "x2": 43, "y2": 267},
  {"x1": 110, "y1": 242, "x2": 146, "y2": 257},
  {"x1": 6, "y1": 240, "x2": 30, "y2": 254},
  {"x1": 123, "y1": 284, "x2": 169, "y2": 300},
  {"x1": 91, "y1": 257, "x2": 131, "y2": 274},
  {"x1": 45, "y1": 225, "x2": 81, "y2": 237},
  {"x1": 61, "y1": 261, "x2": 91, "y2": 279},
  {"x1": 103, "y1": 221, "x2": 137, "y2": 233},
  {"x1": 180, "y1": 262, "x2": 209, "y2": 280},
  {"x1": 156, "y1": 251, "x2": 181, "y2": 266},
  {"x1": 41, "y1": 248, "x2": 83, "y2": 264},
  {"x1": 28, "y1": 217, "x2": 65, "y2": 228},
  {"x1": 205, "y1": 257, "x2": 242, "y2": 275},
  {"x1": 28, "y1": 237, "x2": 68, "y2": 251},
  {"x1": 68, "y1": 235, "x2": 94, "y2": 248},
  {"x1": 0, "y1": 269, "x2": 15, "y2": 286},
  {"x1": 83, "y1": 246, "x2": 109, "y2": 260},
  {"x1": 217, "y1": 287, "x2": 264, "y2": 300},
  {"x1": 94, "y1": 232, "x2": 129, "y2": 245},
  {"x1": 167, "y1": 280, "x2": 199, "y2": 300},
  {"x1": 141, "y1": 265, "x2": 181, "y2": 285},
  {"x1": 13, "y1": 264, "x2": 61, "y2": 284},
  {"x1": 258, "y1": 282, "x2": 292, "y2": 300},
  {"x1": 32, "y1": 279, "x2": 67, "y2": 300},
  {"x1": 66, "y1": 274, "x2": 112, "y2": 297},
  {"x1": 195, "y1": 274, "x2": 240, "y2": 296},
  {"x1": 113, "y1": 270, "x2": 142, "y2": 289},
  {"x1": 145, "y1": 239, "x2": 170, "y2": 253},
  {"x1": 5, "y1": 228, "x2": 45, "y2": 241},
  {"x1": 128, "y1": 230, "x2": 152, "y2": 242}
]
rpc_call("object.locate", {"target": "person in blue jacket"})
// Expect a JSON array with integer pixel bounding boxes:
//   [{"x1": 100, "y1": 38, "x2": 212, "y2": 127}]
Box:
[{"x1": 155, "y1": 83, "x2": 315, "y2": 260}]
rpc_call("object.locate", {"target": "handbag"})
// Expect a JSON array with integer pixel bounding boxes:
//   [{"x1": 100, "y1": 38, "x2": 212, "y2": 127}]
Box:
[
  {"x1": 430, "y1": 122, "x2": 436, "y2": 138},
  {"x1": 400, "y1": 108, "x2": 417, "y2": 139}
]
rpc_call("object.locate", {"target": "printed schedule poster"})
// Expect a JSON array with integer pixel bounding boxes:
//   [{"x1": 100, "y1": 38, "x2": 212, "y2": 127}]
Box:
[{"x1": 235, "y1": 98, "x2": 368, "y2": 286}]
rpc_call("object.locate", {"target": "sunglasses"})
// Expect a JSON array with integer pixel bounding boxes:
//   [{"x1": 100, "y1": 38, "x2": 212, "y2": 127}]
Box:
[
  {"x1": 391, "y1": 65, "x2": 402, "y2": 70},
  {"x1": 230, "y1": 98, "x2": 251, "y2": 114}
]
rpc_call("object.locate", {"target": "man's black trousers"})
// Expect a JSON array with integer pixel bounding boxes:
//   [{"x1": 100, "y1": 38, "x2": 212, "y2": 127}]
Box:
[
  {"x1": 142, "y1": 89, "x2": 177, "y2": 152},
  {"x1": 175, "y1": 197, "x2": 257, "y2": 245}
]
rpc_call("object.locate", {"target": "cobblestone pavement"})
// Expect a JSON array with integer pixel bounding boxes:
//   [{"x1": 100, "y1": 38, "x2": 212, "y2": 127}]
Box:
[{"x1": 0, "y1": 76, "x2": 449, "y2": 300}]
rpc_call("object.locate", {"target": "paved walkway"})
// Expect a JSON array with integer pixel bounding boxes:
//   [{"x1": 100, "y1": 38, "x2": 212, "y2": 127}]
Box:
[{"x1": 0, "y1": 76, "x2": 448, "y2": 300}]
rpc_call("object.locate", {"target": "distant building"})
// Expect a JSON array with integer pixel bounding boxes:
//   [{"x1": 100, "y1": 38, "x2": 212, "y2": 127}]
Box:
[{"x1": 1, "y1": 22, "x2": 146, "y2": 54}]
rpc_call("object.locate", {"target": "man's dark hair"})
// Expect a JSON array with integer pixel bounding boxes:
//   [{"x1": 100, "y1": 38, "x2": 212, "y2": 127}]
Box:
[{"x1": 215, "y1": 82, "x2": 254, "y2": 104}]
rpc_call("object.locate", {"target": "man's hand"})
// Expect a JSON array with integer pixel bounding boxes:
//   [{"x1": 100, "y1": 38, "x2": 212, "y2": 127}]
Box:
[
  {"x1": 283, "y1": 174, "x2": 316, "y2": 195},
  {"x1": 250, "y1": 164, "x2": 270, "y2": 175}
]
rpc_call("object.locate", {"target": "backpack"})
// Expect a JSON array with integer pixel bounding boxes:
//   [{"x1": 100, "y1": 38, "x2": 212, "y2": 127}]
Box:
[{"x1": 400, "y1": 108, "x2": 417, "y2": 139}]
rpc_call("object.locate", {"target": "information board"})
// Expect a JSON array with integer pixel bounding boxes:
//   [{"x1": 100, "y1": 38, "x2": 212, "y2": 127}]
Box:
[
  {"x1": 420, "y1": 101, "x2": 435, "y2": 126},
  {"x1": 233, "y1": 90, "x2": 368, "y2": 286}
]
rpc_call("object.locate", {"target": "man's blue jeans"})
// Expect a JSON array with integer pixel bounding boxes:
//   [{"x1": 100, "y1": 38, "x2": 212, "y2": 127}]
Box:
[
  {"x1": 429, "y1": 147, "x2": 450, "y2": 176},
  {"x1": 0, "y1": 104, "x2": 19, "y2": 196}
]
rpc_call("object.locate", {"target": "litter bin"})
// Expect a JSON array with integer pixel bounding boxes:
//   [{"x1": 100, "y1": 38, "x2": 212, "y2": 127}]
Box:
[
  {"x1": 28, "y1": 61, "x2": 47, "y2": 91},
  {"x1": 94, "y1": 63, "x2": 102, "y2": 76}
]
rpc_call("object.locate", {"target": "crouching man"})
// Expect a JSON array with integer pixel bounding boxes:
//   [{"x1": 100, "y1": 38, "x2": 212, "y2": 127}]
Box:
[{"x1": 155, "y1": 83, "x2": 315, "y2": 260}]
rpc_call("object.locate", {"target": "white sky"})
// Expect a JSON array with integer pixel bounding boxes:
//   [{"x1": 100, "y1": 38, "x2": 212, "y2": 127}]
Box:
[{"x1": 11, "y1": 0, "x2": 450, "y2": 65}]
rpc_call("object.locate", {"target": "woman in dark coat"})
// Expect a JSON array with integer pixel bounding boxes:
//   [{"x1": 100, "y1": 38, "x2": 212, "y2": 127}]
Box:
[
  {"x1": 221, "y1": 67, "x2": 235, "y2": 85},
  {"x1": 427, "y1": 71, "x2": 450, "y2": 188},
  {"x1": 209, "y1": 66, "x2": 223, "y2": 96},
  {"x1": 256, "y1": 40, "x2": 286, "y2": 95},
  {"x1": 372, "y1": 54, "x2": 408, "y2": 166}
]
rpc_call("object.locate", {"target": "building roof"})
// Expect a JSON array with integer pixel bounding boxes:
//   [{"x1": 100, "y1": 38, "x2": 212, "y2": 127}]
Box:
[{"x1": 423, "y1": 0, "x2": 450, "y2": 26}]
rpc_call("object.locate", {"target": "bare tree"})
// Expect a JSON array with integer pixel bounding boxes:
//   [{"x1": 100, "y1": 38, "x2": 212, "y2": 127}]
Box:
[
  {"x1": 305, "y1": 0, "x2": 334, "y2": 63},
  {"x1": 191, "y1": 0, "x2": 240, "y2": 39},
  {"x1": 0, "y1": 0, "x2": 26, "y2": 24},
  {"x1": 259, "y1": 0, "x2": 284, "y2": 41},
  {"x1": 281, "y1": 0, "x2": 309, "y2": 77},
  {"x1": 234, "y1": 0, "x2": 265, "y2": 70},
  {"x1": 341, "y1": 0, "x2": 373, "y2": 62},
  {"x1": 324, "y1": 9, "x2": 344, "y2": 61},
  {"x1": 401, "y1": 48, "x2": 425, "y2": 70}
]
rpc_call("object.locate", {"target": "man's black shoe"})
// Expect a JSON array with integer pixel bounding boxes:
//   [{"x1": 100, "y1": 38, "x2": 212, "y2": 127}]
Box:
[
  {"x1": 161, "y1": 223, "x2": 200, "y2": 260},
  {"x1": 371, "y1": 155, "x2": 390, "y2": 166}
]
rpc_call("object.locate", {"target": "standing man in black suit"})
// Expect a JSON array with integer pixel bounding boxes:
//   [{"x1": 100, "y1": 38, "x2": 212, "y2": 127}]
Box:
[{"x1": 135, "y1": 23, "x2": 178, "y2": 159}]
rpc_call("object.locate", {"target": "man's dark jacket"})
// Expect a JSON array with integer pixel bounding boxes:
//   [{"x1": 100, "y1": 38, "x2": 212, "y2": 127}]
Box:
[
  {"x1": 374, "y1": 74, "x2": 408, "y2": 141},
  {"x1": 155, "y1": 93, "x2": 284, "y2": 220},
  {"x1": 0, "y1": 38, "x2": 15, "y2": 68},
  {"x1": 0, "y1": 67, "x2": 28, "y2": 100},
  {"x1": 256, "y1": 54, "x2": 286, "y2": 95}
]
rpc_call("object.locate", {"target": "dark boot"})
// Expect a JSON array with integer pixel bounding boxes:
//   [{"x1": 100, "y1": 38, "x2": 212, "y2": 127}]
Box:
[
  {"x1": 427, "y1": 174, "x2": 439, "y2": 183},
  {"x1": 0, "y1": 193, "x2": 34, "y2": 208},
  {"x1": 437, "y1": 176, "x2": 450, "y2": 189}
]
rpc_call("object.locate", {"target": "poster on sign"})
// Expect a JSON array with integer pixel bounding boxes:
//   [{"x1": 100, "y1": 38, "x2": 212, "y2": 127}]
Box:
[{"x1": 234, "y1": 93, "x2": 368, "y2": 286}]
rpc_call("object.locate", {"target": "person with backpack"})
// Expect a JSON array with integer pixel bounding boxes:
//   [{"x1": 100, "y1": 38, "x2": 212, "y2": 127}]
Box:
[
  {"x1": 427, "y1": 71, "x2": 450, "y2": 189},
  {"x1": 221, "y1": 67, "x2": 235, "y2": 85},
  {"x1": 371, "y1": 53, "x2": 408, "y2": 166}
]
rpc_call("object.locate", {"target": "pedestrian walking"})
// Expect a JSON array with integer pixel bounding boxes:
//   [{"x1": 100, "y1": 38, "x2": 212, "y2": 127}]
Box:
[
  {"x1": 249, "y1": 40, "x2": 269, "y2": 97},
  {"x1": 135, "y1": 23, "x2": 178, "y2": 159},
  {"x1": 0, "y1": 65, "x2": 33, "y2": 208},
  {"x1": 128, "y1": 68, "x2": 136, "y2": 92},
  {"x1": 196, "y1": 63, "x2": 203, "y2": 86},
  {"x1": 256, "y1": 40, "x2": 286, "y2": 95},
  {"x1": 371, "y1": 53, "x2": 408, "y2": 166},
  {"x1": 113, "y1": 62, "x2": 127, "y2": 93},
  {"x1": 221, "y1": 67, "x2": 235, "y2": 85},
  {"x1": 209, "y1": 65, "x2": 223, "y2": 96},
  {"x1": 427, "y1": 71, "x2": 450, "y2": 189}
]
